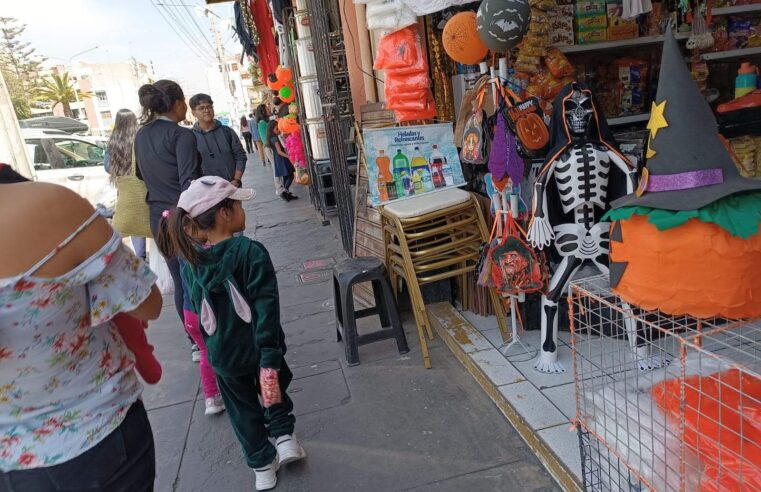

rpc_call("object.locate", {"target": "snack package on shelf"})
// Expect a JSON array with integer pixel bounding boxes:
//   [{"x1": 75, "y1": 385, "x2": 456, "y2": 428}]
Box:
[
  {"x1": 729, "y1": 135, "x2": 757, "y2": 176},
  {"x1": 607, "y1": 3, "x2": 639, "y2": 40},
  {"x1": 728, "y1": 16, "x2": 752, "y2": 49},
  {"x1": 577, "y1": 27, "x2": 608, "y2": 43},
  {"x1": 647, "y1": 3, "x2": 664, "y2": 36},
  {"x1": 545, "y1": 47, "x2": 575, "y2": 77},
  {"x1": 551, "y1": 4, "x2": 575, "y2": 45}
]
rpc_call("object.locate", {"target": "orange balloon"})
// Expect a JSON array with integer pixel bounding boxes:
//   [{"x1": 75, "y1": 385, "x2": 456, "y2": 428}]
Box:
[
  {"x1": 276, "y1": 66, "x2": 293, "y2": 84},
  {"x1": 610, "y1": 215, "x2": 761, "y2": 318},
  {"x1": 443, "y1": 12, "x2": 489, "y2": 65},
  {"x1": 267, "y1": 73, "x2": 283, "y2": 91}
]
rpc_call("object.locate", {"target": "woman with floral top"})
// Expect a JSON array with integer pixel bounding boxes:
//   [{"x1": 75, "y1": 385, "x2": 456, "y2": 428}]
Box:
[{"x1": 0, "y1": 174, "x2": 162, "y2": 490}]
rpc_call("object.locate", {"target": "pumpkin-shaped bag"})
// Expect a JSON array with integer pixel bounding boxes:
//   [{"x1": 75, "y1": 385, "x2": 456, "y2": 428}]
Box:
[
  {"x1": 460, "y1": 87, "x2": 490, "y2": 165},
  {"x1": 502, "y1": 87, "x2": 550, "y2": 158}
]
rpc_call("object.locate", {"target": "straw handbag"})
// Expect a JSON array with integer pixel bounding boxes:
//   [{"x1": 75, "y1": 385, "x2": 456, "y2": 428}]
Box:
[{"x1": 112, "y1": 145, "x2": 152, "y2": 238}]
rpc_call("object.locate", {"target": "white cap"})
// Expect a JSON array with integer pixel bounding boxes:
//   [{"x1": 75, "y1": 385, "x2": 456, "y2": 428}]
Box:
[{"x1": 177, "y1": 176, "x2": 255, "y2": 218}]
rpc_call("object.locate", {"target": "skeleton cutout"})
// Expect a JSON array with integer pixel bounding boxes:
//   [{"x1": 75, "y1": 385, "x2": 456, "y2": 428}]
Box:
[{"x1": 527, "y1": 83, "x2": 638, "y2": 374}]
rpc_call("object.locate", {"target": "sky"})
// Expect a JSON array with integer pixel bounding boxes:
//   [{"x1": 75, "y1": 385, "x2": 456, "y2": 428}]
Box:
[{"x1": 3, "y1": 0, "x2": 241, "y2": 96}]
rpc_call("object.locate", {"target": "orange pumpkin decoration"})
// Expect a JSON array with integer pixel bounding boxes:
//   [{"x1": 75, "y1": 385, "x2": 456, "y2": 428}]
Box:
[
  {"x1": 297, "y1": 171, "x2": 310, "y2": 185},
  {"x1": 610, "y1": 214, "x2": 761, "y2": 318},
  {"x1": 276, "y1": 66, "x2": 293, "y2": 84},
  {"x1": 279, "y1": 116, "x2": 300, "y2": 134},
  {"x1": 516, "y1": 113, "x2": 549, "y2": 151},
  {"x1": 442, "y1": 12, "x2": 488, "y2": 65}
]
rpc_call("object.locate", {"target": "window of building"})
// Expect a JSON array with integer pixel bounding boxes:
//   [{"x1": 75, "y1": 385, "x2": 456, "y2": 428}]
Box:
[
  {"x1": 95, "y1": 91, "x2": 108, "y2": 104},
  {"x1": 101, "y1": 111, "x2": 113, "y2": 126},
  {"x1": 231, "y1": 63, "x2": 238, "y2": 71}
]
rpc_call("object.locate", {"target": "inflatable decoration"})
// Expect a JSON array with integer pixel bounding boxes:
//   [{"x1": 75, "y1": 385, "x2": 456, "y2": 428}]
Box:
[
  {"x1": 608, "y1": 29, "x2": 761, "y2": 319},
  {"x1": 477, "y1": 0, "x2": 531, "y2": 52},
  {"x1": 267, "y1": 73, "x2": 283, "y2": 91},
  {"x1": 442, "y1": 12, "x2": 488, "y2": 65},
  {"x1": 276, "y1": 65, "x2": 293, "y2": 84},
  {"x1": 279, "y1": 85, "x2": 295, "y2": 103}
]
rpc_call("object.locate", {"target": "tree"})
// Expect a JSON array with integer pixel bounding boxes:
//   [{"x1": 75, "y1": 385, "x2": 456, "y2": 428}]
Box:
[
  {"x1": 36, "y1": 72, "x2": 92, "y2": 118},
  {"x1": 0, "y1": 17, "x2": 44, "y2": 119}
]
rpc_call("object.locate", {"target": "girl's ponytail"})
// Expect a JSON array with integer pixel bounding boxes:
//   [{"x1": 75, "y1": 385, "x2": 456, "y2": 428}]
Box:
[{"x1": 155, "y1": 207, "x2": 202, "y2": 266}]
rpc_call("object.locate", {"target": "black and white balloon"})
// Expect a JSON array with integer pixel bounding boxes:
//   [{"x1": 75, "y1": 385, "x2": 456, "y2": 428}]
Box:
[{"x1": 476, "y1": 0, "x2": 531, "y2": 52}]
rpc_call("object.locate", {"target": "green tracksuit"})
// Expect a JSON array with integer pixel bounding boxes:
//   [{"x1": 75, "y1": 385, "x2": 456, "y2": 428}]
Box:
[{"x1": 183, "y1": 237, "x2": 295, "y2": 468}]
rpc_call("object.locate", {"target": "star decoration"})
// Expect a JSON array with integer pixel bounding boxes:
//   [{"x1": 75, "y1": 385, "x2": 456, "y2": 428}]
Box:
[{"x1": 646, "y1": 100, "x2": 669, "y2": 158}]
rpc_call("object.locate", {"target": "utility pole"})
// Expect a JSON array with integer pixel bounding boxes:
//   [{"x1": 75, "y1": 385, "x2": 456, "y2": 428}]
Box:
[
  {"x1": 0, "y1": 70, "x2": 33, "y2": 179},
  {"x1": 209, "y1": 15, "x2": 238, "y2": 124}
]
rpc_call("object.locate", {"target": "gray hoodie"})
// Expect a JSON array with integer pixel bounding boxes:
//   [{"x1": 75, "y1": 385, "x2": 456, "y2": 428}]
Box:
[{"x1": 192, "y1": 119, "x2": 247, "y2": 181}]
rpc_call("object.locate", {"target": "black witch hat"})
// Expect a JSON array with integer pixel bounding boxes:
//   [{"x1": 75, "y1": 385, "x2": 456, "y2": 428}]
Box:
[{"x1": 612, "y1": 28, "x2": 761, "y2": 211}]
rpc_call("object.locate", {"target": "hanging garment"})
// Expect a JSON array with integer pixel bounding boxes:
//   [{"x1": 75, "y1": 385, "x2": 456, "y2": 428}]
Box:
[
  {"x1": 251, "y1": 0, "x2": 280, "y2": 82},
  {"x1": 622, "y1": 0, "x2": 653, "y2": 20}
]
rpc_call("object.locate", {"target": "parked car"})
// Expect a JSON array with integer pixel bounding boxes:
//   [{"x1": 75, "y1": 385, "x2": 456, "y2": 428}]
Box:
[
  {"x1": 20, "y1": 116, "x2": 90, "y2": 134},
  {"x1": 22, "y1": 129, "x2": 114, "y2": 207}
]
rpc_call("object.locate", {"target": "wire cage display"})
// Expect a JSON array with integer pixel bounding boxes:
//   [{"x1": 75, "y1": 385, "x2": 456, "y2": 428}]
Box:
[{"x1": 569, "y1": 275, "x2": 761, "y2": 492}]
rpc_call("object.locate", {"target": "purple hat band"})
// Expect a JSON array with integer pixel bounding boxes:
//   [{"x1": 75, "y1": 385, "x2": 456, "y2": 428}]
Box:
[{"x1": 646, "y1": 168, "x2": 724, "y2": 193}]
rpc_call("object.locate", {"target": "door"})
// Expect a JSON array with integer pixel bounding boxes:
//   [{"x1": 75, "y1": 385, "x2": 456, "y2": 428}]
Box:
[
  {"x1": 25, "y1": 138, "x2": 85, "y2": 196},
  {"x1": 47, "y1": 138, "x2": 109, "y2": 205}
]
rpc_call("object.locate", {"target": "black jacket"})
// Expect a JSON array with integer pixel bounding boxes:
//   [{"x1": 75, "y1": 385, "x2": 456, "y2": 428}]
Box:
[{"x1": 192, "y1": 120, "x2": 247, "y2": 181}]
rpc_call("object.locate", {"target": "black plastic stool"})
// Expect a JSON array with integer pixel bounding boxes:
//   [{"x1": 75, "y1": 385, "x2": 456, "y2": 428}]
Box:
[{"x1": 333, "y1": 256, "x2": 409, "y2": 366}]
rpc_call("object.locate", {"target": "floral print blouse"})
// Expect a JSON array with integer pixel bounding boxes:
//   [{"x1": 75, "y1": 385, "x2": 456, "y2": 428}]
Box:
[{"x1": 0, "y1": 212, "x2": 156, "y2": 471}]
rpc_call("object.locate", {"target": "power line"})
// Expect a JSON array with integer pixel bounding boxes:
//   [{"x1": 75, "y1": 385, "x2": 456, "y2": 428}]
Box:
[
  {"x1": 148, "y1": 0, "x2": 215, "y2": 63},
  {"x1": 159, "y1": 0, "x2": 217, "y2": 61},
  {"x1": 175, "y1": 0, "x2": 217, "y2": 54}
]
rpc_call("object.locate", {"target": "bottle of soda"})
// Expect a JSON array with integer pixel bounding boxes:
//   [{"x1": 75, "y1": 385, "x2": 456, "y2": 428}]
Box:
[
  {"x1": 410, "y1": 146, "x2": 434, "y2": 192},
  {"x1": 393, "y1": 149, "x2": 410, "y2": 197},
  {"x1": 429, "y1": 144, "x2": 445, "y2": 188}
]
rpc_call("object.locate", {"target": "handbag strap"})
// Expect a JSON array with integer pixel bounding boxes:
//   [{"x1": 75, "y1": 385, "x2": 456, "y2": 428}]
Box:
[{"x1": 131, "y1": 143, "x2": 137, "y2": 176}]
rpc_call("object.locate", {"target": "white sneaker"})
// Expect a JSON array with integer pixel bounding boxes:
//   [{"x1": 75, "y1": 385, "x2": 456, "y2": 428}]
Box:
[
  {"x1": 204, "y1": 396, "x2": 225, "y2": 415},
  {"x1": 253, "y1": 456, "x2": 280, "y2": 491},
  {"x1": 191, "y1": 344, "x2": 201, "y2": 363},
  {"x1": 275, "y1": 434, "x2": 306, "y2": 465}
]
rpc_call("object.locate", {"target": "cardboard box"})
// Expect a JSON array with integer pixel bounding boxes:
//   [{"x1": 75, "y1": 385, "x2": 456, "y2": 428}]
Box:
[
  {"x1": 606, "y1": 3, "x2": 639, "y2": 40},
  {"x1": 576, "y1": 13, "x2": 608, "y2": 29},
  {"x1": 576, "y1": 27, "x2": 607, "y2": 44},
  {"x1": 575, "y1": 0, "x2": 606, "y2": 15}
]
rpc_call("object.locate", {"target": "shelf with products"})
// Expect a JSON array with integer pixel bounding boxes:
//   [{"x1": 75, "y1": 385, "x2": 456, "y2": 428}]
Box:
[
  {"x1": 712, "y1": 3, "x2": 761, "y2": 16},
  {"x1": 557, "y1": 32, "x2": 689, "y2": 55},
  {"x1": 701, "y1": 46, "x2": 761, "y2": 60},
  {"x1": 608, "y1": 113, "x2": 651, "y2": 125}
]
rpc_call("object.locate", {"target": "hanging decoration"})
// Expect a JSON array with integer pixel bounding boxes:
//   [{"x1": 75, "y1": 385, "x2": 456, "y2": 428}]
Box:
[
  {"x1": 284, "y1": 132, "x2": 306, "y2": 167},
  {"x1": 607, "y1": 30, "x2": 761, "y2": 319},
  {"x1": 425, "y1": 11, "x2": 455, "y2": 123},
  {"x1": 476, "y1": 0, "x2": 531, "y2": 52},
  {"x1": 234, "y1": 0, "x2": 258, "y2": 59},
  {"x1": 373, "y1": 25, "x2": 436, "y2": 122},
  {"x1": 442, "y1": 12, "x2": 489, "y2": 65},
  {"x1": 279, "y1": 85, "x2": 295, "y2": 103},
  {"x1": 276, "y1": 66, "x2": 292, "y2": 84},
  {"x1": 249, "y1": 0, "x2": 279, "y2": 83}
]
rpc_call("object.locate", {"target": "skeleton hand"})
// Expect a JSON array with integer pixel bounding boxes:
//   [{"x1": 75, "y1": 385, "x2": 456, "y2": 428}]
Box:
[{"x1": 527, "y1": 216, "x2": 554, "y2": 250}]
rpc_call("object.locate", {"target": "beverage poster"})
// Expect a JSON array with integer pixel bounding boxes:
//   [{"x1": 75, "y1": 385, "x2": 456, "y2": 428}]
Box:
[{"x1": 363, "y1": 123, "x2": 466, "y2": 207}]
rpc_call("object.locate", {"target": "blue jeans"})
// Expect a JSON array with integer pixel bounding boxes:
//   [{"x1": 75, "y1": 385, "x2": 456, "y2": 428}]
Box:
[
  {"x1": 0, "y1": 400, "x2": 155, "y2": 492},
  {"x1": 131, "y1": 236, "x2": 146, "y2": 260}
]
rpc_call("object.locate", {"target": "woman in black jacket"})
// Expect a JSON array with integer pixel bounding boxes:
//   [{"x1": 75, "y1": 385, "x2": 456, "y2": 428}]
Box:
[{"x1": 135, "y1": 79, "x2": 201, "y2": 360}]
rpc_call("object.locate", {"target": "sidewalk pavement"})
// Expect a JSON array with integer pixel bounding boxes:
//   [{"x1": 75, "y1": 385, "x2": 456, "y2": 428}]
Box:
[{"x1": 142, "y1": 156, "x2": 559, "y2": 492}]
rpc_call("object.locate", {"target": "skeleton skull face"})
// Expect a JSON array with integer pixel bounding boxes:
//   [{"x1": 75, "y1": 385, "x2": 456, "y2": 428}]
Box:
[{"x1": 564, "y1": 87, "x2": 594, "y2": 138}]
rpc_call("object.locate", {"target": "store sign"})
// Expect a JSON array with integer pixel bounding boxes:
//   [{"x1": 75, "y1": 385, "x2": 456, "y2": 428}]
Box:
[{"x1": 363, "y1": 123, "x2": 466, "y2": 207}]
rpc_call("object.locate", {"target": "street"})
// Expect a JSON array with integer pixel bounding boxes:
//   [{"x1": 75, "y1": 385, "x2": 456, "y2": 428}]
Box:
[{"x1": 141, "y1": 156, "x2": 559, "y2": 492}]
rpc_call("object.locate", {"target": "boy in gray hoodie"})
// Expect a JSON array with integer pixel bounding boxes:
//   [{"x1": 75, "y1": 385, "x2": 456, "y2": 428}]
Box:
[{"x1": 189, "y1": 93, "x2": 247, "y2": 187}]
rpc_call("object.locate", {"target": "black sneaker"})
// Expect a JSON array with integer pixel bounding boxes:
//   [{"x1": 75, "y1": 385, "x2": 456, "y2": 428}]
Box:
[
  {"x1": 280, "y1": 193, "x2": 291, "y2": 202},
  {"x1": 285, "y1": 192, "x2": 299, "y2": 200}
]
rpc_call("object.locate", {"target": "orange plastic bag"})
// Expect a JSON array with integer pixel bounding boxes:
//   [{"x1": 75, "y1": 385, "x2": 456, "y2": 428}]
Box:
[
  {"x1": 373, "y1": 25, "x2": 419, "y2": 70},
  {"x1": 652, "y1": 369, "x2": 761, "y2": 491},
  {"x1": 385, "y1": 71, "x2": 430, "y2": 93},
  {"x1": 545, "y1": 47, "x2": 575, "y2": 78},
  {"x1": 395, "y1": 95, "x2": 436, "y2": 122}
]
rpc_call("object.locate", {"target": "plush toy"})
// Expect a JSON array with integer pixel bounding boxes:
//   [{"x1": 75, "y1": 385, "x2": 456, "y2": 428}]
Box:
[
  {"x1": 607, "y1": 30, "x2": 761, "y2": 320},
  {"x1": 527, "y1": 82, "x2": 637, "y2": 374}
]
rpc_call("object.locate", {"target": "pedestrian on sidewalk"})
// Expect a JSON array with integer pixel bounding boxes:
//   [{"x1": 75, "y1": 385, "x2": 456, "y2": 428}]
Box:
[
  {"x1": 104, "y1": 108, "x2": 146, "y2": 260},
  {"x1": 250, "y1": 111, "x2": 266, "y2": 163},
  {"x1": 0, "y1": 170, "x2": 163, "y2": 490},
  {"x1": 160, "y1": 176, "x2": 306, "y2": 491},
  {"x1": 266, "y1": 119, "x2": 298, "y2": 202},
  {"x1": 240, "y1": 115, "x2": 254, "y2": 154},
  {"x1": 134, "y1": 80, "x2": 202, "y2": 364},
  {"x1": 189, "y1": 93, "x2": 247, "y2": 188}
]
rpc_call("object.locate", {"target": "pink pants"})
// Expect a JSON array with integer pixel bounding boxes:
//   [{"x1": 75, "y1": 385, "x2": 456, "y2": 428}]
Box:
[{"x1": 184, "y1": 309, "x2": 220, "y2": 398}]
